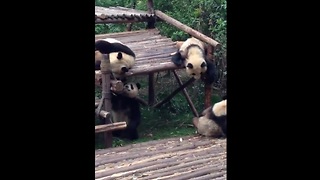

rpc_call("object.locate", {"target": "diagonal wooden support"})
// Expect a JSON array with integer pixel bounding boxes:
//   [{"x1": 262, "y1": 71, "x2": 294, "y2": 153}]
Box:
[
  {"x1": 172, "y1": 70, "x2": 199, "y2": 117},
  {"x1": 153, "y1": 75, "x2": 196, "y2": 108}
]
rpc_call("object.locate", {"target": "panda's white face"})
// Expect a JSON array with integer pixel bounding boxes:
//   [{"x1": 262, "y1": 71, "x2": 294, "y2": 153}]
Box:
[
  {"x1": 185, "y1": 55, "x2": 207, "y2": 80},
  {"x1": 123, "y1": 82, "x2": 141, "y2": 98},
  {"x1": 109, "y1": 52, "x2": 135, "y2": 75}
]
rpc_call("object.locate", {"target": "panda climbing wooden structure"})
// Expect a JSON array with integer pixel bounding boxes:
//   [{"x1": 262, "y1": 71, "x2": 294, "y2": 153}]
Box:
[{"x1": 110, "y1": 82, "x2": 142, "y2": 140}]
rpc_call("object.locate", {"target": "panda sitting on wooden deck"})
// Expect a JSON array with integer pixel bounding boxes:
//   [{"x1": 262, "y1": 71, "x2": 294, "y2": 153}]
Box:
[{"x1": 192, "y1": 96, "x2": 227, "y2": 138}]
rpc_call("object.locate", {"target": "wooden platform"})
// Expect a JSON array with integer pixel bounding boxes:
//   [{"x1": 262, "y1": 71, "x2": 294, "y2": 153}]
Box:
[
  {"x1": 95, "y1": 136, "x2": 226, "y2": 180},
  {"x1": 95, "y1": 28, "x2": 182, "y2": 77},
  {"x1": 95, "y1": 6, "x2": 155, "y2": 24}
]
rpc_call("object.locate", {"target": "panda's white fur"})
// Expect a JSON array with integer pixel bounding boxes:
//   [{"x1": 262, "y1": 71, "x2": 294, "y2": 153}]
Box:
[
  {"x1": 171, "y1": 37, "x2": 207, "y2": 80},
  {"x1": 110, "y1": 82, "x2": 141, "y2": 140},
  {"x1": 193, "y1": 99, "x2": 227, "y2": 138},
  {"x1": 95, "y1": 38, "x2": 136, "y2": 80}
]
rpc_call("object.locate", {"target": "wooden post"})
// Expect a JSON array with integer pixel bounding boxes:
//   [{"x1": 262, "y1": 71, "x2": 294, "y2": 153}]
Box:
[
  {"x1": 99, "y1": 54, "x2": 113, "y2": 148},
  {"x1": 126, "y1": 0, "x2": 136, "y2": 31},
  {"x1": 148, "y1": 73, "x2": 155, "y2": 105},
  {"x1": 204, "y1": 45, "x2": 214, "y2": 109},
  {"x1": 146, "y1": 0, "x2": 155, "y2": 29}
]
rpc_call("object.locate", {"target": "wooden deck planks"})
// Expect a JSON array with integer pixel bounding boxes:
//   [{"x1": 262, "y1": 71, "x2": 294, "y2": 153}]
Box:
[{"x1": 95, "y1": 135, "x2": 226, "y2": 180}]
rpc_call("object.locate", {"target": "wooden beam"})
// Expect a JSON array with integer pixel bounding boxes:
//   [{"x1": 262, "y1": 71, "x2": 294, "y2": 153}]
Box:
[
  {"x1": 95, "y1": 122, "x2": 127, "y2": 133},
  {"x1": 173, "y1": 70, "x2": 199, "y2": 117},
  {"x1": 155, "y1": 10, "x2": 221, "y2": 49},
  {"x1": 153, "y1": 77, "x2": 196, "y2": 108}
]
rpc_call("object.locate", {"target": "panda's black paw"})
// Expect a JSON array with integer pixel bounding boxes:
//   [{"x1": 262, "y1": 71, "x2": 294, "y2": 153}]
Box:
[{"x1": 171, "y1": 51, "x2": 184, "y2": 66}]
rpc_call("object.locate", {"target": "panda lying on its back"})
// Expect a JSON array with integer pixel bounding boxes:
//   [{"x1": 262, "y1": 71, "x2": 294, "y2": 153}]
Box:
[
  {"x1": 192, "y1": 98, "x2": 227, "y2": 138},
  {"x1": 95, "y1": 38, "x2": 136, "y2": 80},
  {"x1": 171, "y1": 37, "x2": 217, "y2": 84},
  {"x1": 111, "y1": 82, "x2": 141, "y2": 140}
]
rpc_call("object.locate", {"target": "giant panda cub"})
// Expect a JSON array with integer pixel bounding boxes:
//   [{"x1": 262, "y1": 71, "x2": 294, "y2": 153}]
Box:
[
  {"x1": 192, "y1": 98, "x2": 227, "y2": 138},
  {"x1": 171, "y1": 37, "x2": 217, "y2": 83},
  {"x1": 95, "y1": 38, "x2": 136, "y2": 80},
  {"x1": 111, "y1": 82, "x2": 141, "y2": 140}
]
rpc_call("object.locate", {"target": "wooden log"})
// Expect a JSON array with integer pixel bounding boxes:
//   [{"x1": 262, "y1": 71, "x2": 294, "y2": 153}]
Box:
[
  {"x1": 96, "y1": 153, "x2": 225, "y2": 179},
  {"x1": 95, "y1": 18, "x2": 152, "y2": 24},
  {"x1": 173, "y1": 70, "x2": 199, "y2": 117},
  {"x1": 153, "y1": 77, "x2": 196, "y2": 108},
  {"x1": 95, "y1": 122, "x2": 127, "y2": 133},
  {"x1": 167, "y1": 165, "x2": 226, "y2": 180},
  {"x1": 126, "y1": 63, "x2": 184, "y2": 77},
  {"x1": 155, "y1": 10, "x2": 221, "y2": 49},
  {"x1": 95, "y1": 136, "x2": 225, "y2": 155},
  {"x1": 137, "y1": 154, "x2": 225, "y2": 180},
  {"x1": 190, "y1": 171, "x2": 226, "y2": 180}
]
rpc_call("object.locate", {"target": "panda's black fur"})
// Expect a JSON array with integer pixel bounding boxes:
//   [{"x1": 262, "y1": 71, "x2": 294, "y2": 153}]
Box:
[
  {"x1": 192, "y1": 99, "x2": 227, "y2": 138},
  {"x1": 111, "y1": 82, "x2": 141, "y2": 140}
]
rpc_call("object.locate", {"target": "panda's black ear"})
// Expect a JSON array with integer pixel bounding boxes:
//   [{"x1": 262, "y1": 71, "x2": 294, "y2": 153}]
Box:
[
  {"x1": 117, "y1": 52, "x2": 123, "y2": 60},
  {"x1": 136, "y1": 83, "x2": 141, "y2": 89},
  {"x1": 186, "y1": 63, "x2": 193, "y2": 69},
  {"x1": 201, "y1": 62, "x2": 207, "y2": 68}
]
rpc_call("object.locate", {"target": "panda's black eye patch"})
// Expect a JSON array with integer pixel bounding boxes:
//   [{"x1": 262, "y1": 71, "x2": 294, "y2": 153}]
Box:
[
  {"x1": 192, "y1": 73, "x2": 196, "y2": 75},
  {"x1": 130, "y1": 84, "x2": 134, "y2": 89}
]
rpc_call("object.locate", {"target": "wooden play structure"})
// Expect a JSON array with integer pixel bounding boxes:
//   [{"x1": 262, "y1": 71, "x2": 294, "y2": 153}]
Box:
[
  {"x1": 95, "y1": 1, "x2": 226, "y2": 179},
  {"x1": 95, "y1": 1, "x2": 221, "y2": 147}
]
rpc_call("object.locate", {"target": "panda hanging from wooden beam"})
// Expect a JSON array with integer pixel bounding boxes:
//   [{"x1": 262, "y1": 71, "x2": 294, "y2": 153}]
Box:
[{"x1": 171, "y1": 36, "x2": 217, "y2": 84}]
